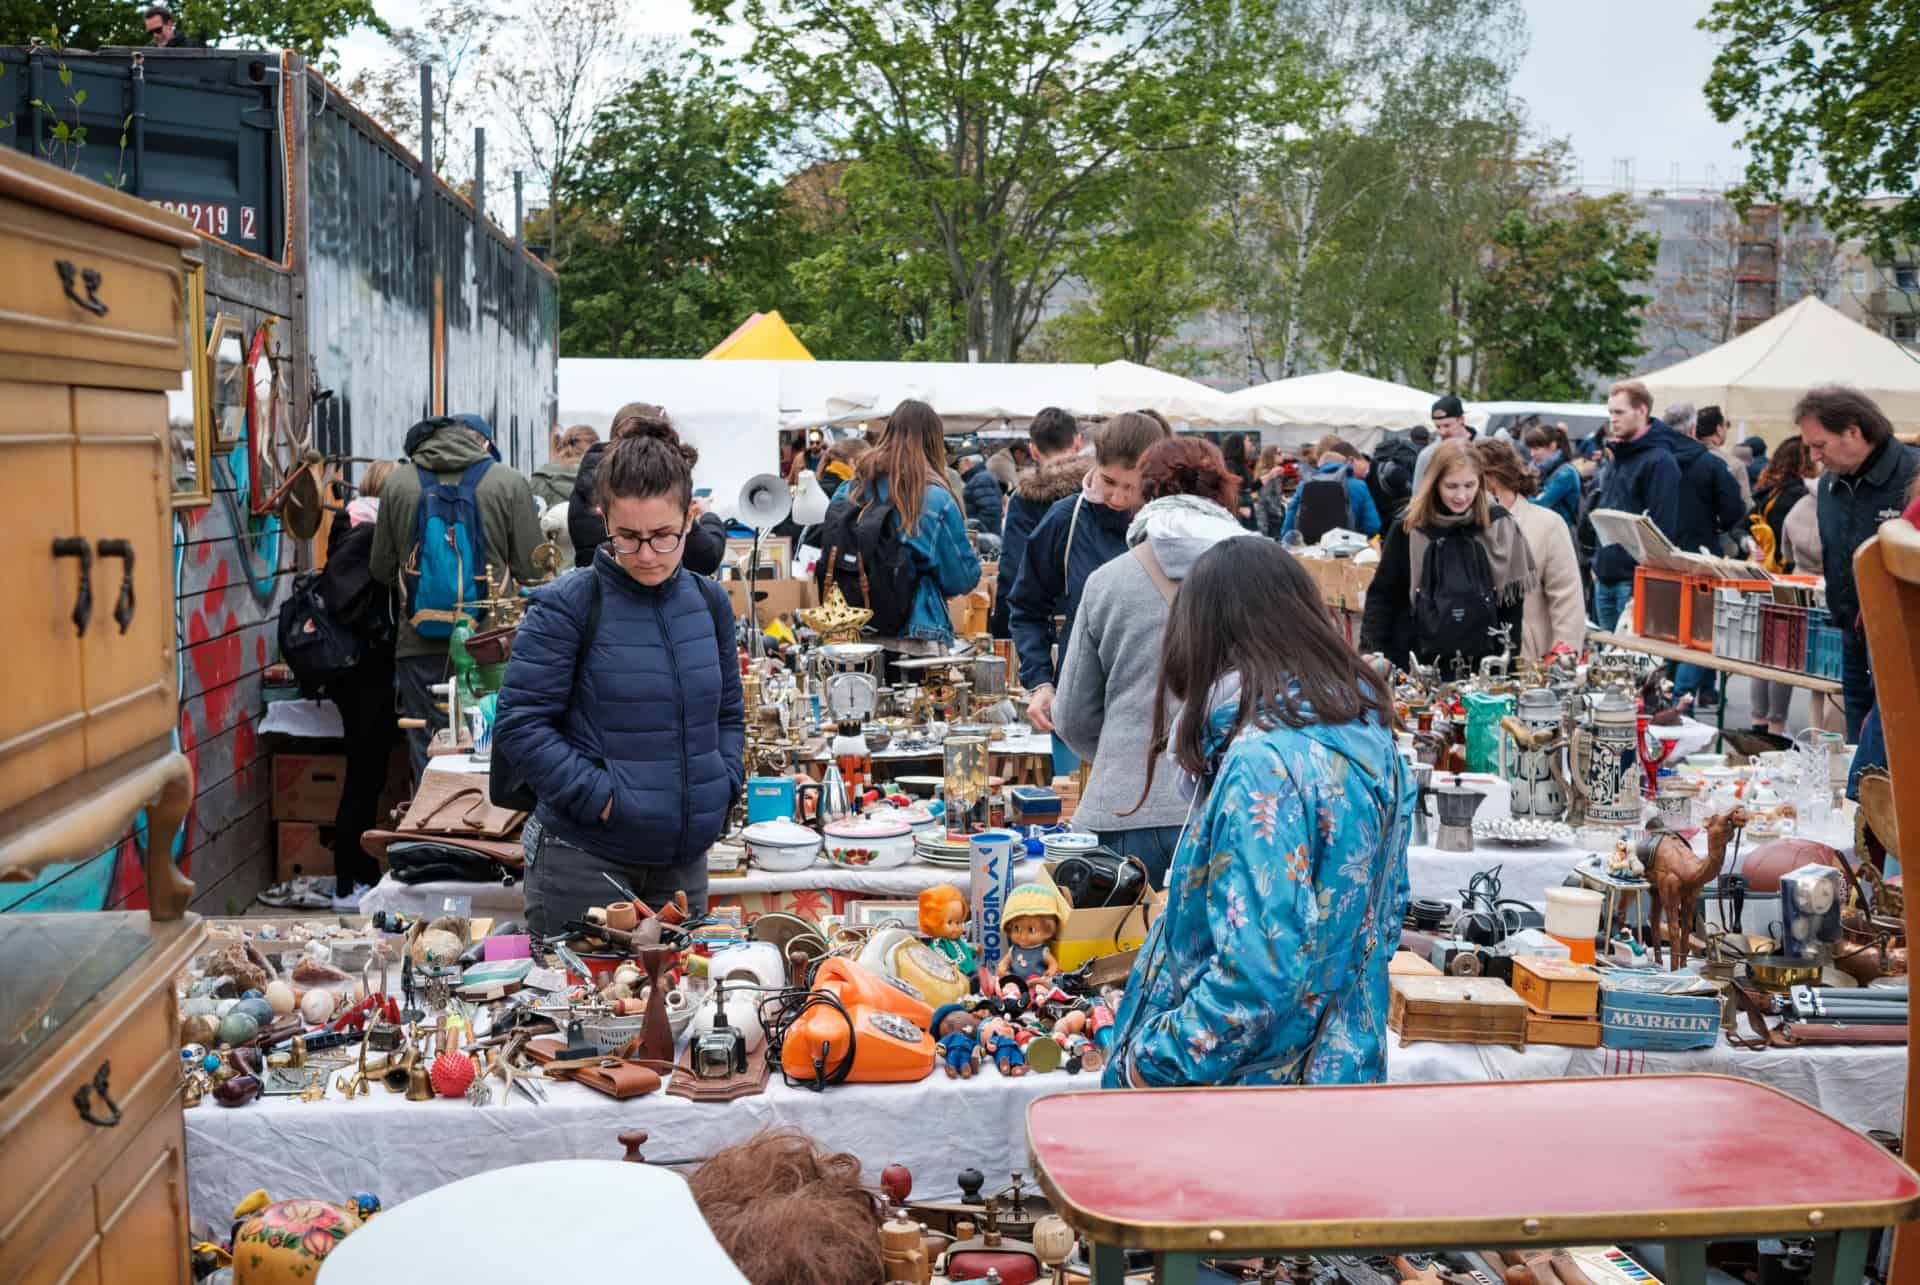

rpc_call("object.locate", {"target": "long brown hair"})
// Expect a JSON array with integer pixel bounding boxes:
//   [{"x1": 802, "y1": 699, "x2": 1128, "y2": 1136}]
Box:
[
  {"x1": 1403, "y1": 439, "x2": 1491, "y2": 531},
  {"x1": 1756, "y1": 436, "x2": 1813, "y2": 492},
  {"x1": 852, "y1": 399, "x2": 955, "y2": 534},
  {"x1": 1470, "y1": 438, "x2": 1538, "y2": 499},
  {"x1": 1126, "y1": 539, "x2": 1392, "y2": 813}
]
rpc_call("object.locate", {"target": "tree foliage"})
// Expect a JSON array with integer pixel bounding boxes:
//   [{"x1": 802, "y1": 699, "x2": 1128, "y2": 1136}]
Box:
[
  {"x1": 554, "y1": 61, "x2": 804, "y2": 359},
  {"x1": 342, "y1": 0, "x2": 500, "y2": 193},
  {"x1": 1468, "y1": 193, "x2": 1659, "y2": 401},
  {"x1": 692, "y1": 0, "x2": 1312, "y2": 363},
  {"x1": 0, "y1": 0, "x2": 385, "y2": 69},
  {"x1": 1702, "y1": 0, "x2": 1920, "y2": 251}
]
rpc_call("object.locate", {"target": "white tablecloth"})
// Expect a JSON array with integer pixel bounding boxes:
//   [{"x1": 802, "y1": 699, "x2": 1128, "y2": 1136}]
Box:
[{"x1": 184, "y1": 1032, "x2": 1904, "y2": 1226}]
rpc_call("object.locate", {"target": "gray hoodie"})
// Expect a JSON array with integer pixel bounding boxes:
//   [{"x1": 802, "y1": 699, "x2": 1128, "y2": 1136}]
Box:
[{"x1": 1052, "y1": 496, "x2": 1246, "y2": 833}]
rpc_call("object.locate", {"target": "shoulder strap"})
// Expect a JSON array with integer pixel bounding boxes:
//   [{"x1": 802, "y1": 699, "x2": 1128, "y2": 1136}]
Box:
[
  {"x1": 1130, "y1": 542, "x2": 1177, "y2": 606},
  {"x1": 695, "y1": 573, "x2": 734, "y2": 665},
  {"x1": 456, "y1": 458, "x2": 493, "y2": 496},
  {"x1": 1062, "y1": 493, "x2": 1084, "y2": 584},
  {"x1": 569, "y1": 571, "x2": 603, "y2": 692}
]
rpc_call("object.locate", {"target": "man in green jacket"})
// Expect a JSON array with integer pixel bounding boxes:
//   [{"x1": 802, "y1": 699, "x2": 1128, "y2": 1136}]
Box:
[{"x1": 372, "y1": 415, "x2": 543, "y2": 780}]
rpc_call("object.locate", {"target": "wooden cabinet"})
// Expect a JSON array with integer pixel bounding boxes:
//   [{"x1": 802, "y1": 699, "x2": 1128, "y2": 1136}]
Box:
[
  {"x1": 0, "y1": 148, "x2": 204, "y2": 1285},
  {"x1": 0, "y1": 915, "x2": 204, "y2": 1285}
]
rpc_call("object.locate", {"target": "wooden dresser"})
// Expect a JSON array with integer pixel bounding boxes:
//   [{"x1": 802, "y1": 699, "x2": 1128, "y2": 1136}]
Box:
[{"x1": 0, "y1": 150, "x2": 205, "y2": 1282}]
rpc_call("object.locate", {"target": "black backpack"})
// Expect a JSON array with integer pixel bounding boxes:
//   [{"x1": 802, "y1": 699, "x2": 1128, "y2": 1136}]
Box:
[
  {"x1": 277, "y1": 574, "x2": 365, "y2": 696},
  {"x1": 813, "y1": 492, "x2": 917, "y2": 636},
  {"x1": 1412, "y1": 529, "x2": 1501, "y2": 670},
  {"x1": 1293, "y1": 468, "x2": 1354, "y2": 545}
]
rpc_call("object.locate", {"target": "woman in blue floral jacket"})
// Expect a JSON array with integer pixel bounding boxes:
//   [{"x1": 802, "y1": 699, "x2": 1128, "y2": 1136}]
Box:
[{"x1": 1102, "y1": 538, "x2": 1414, "y2": 1088}]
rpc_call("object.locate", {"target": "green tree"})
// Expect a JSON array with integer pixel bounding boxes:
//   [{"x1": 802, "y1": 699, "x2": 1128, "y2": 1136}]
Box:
[
  {"x1": 1, "y1": 0, "x2": 385, "y2": 68},
  {"x1": 1702, "y1": 0, "x2": 1920, "y2": 251},
  {"x1": 693, "y1": 0, "x2": 1308, "y2": 363},
  {"x1": 1467, "y1": 193, "x2": 1659, "y2": 401},
  {"x1": 555, "y1": 62, "x2": 804, "y2": 359},
  {"x1": 1032, "y1": 152, "x2": 1217, "y2": 369},
  {"x1": 1203, "y1": 0, "x2": 1530, "y2": 385}
]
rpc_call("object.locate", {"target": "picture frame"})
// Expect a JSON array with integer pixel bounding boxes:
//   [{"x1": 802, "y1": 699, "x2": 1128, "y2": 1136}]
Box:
[
  {"x1": 206, "y1": 312, "x2": 246, "y2": 447},
  {"x1": 168, "y1": 261, "x2": 213, "y2": 508}
]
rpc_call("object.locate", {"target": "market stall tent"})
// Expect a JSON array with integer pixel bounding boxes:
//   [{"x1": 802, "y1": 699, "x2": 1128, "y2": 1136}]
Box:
[
  {"x1": 1226, "y1": 369, "x2": 1484, "y2": 450},
  {"x1": 1639, "y1": 296, "x2": 1920, "y2": 441},
  {"x1": 703, "y1": 310, "x2": 815, "y2": 361},
  {"x1": 557, "y1": 357, "x2": 1243, "y2": 519}
]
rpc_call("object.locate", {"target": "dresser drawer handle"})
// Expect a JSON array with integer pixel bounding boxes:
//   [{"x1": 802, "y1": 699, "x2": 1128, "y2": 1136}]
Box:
[
  {"x1": 97, "y1": 539, "x2": 136, "y2": 634},
  {"x1": 51, "y1": 536, "x2": 93, "y2": 637},
  {"x1": 73, "y1": 1060, "x2": 122, "y2": 1127},
  {"x1": 55, "y1": 259, "x2": 109, "y2": 317}
]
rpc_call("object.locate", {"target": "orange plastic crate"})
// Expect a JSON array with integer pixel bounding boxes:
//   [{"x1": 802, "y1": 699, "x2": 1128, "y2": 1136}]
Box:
[{"x1": 1632, "y1": 567, "x2": 1689, "y2": 643}]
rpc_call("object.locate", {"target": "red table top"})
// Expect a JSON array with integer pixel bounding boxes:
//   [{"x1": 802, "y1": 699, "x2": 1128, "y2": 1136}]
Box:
[{"x1": 1026, "y1": 1076, "x2": 1920, "y2": 1251}]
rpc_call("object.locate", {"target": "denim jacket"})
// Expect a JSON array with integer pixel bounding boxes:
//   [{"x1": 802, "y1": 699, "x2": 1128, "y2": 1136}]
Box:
[
  {"x1": 1102, "y1": 694, "x2": 1413, "y2": 1088},
  {"x1": 836, "y1": 477, "x2": 982, "y2": 642}
]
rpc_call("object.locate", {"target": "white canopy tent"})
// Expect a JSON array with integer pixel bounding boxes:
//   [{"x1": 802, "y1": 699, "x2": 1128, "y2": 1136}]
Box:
[
  {"x1": 557, "y1": 357, "x2": 1245, "y2": 520},
  {"x1": 1639, "y1": 296, "x2": 1920, "y2": 441},
  {"x1": 1225, "y1": 370, "x2": 1482, "y2": 450}
]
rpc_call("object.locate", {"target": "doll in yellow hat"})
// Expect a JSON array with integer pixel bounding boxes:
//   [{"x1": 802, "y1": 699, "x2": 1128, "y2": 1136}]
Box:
[{"x1": 997, "y1": 883, "x2": 1067, "y2": 987}]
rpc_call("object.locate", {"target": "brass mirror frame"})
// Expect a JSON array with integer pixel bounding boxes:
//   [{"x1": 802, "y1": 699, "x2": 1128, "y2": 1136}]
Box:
[
  {"x1": 207, "y1": 311, "x2": 245, "y2": 447},
  {"x1": 170, "y1": 261, "x2": 213, "y2": 508}
]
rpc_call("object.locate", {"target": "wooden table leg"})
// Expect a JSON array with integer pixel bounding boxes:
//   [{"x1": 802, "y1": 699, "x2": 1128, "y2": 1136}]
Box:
[
  {"x1": 1662, "y1": 1239, "x2": 1708, "y2": 1285},
  {"x1": 1811, "y1": 1229, "x2": 1871, "y2": 1285},
  {"x1": 1091, "y1": 1241, "x2": 1129, "y2": 1284}
]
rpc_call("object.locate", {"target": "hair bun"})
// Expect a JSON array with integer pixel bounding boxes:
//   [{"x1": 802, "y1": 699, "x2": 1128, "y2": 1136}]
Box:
[{"x1": 609, "y1": 403, "x2": 698, "y2": 469}]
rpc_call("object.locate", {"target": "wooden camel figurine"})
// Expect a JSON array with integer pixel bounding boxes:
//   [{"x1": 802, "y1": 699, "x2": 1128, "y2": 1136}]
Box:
[{"x1": 1636, "y1": 806, "x2": 1749, "y2": 970}]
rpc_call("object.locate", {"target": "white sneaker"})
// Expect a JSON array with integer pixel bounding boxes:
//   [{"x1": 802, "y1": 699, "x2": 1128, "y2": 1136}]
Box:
[
  {"x1": 332, "y1": 888, "x2": 367, "y2": 913},
  {"x1": 258, "y1": 876, "x2": 333, "y2": 910}
]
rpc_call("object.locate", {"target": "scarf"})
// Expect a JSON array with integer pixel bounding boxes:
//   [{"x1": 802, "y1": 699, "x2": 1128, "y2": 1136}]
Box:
[{"x1": 1404, "y1": 505, "x2": 1536, "y2": 609}]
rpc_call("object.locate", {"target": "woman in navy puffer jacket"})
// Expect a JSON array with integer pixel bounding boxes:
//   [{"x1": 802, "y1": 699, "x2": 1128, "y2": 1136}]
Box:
[{"x1": 494, "y1": 411, "x2": 744, "y2": 936}]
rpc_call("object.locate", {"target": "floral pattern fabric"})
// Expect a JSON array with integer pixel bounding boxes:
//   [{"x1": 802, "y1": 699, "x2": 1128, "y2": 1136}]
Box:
[{"x1": 1101, "y1": 702, "x2": 1413, "y2": 1088}]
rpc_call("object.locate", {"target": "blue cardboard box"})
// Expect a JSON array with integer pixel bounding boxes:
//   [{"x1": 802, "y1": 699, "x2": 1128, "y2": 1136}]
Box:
[{"x1": 1598, "y1": 970, "x2": 1721, "y2": 1051}]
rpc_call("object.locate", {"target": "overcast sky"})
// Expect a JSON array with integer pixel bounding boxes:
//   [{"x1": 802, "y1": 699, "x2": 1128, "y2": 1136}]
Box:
[
  {"x1": 337, "y1": 0, "x2": 1752, "y2": 193},
  {"x1": 1515, "y1": 0, "x2": 1749, "y2": 192}
]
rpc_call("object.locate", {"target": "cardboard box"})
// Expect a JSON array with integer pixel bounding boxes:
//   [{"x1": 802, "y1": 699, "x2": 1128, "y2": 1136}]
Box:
[
  {"x1": 724, "y1": 577, "x2": 817, "y2": 623},
  {"x1": 276, "y1": 821, "x2": 336, "y2": 882},
  {"x1": 1510, "y1": 956, "x2": 1600, "y2": 1017},
  {"x1": 1525, "y1": 1010, "x2": 1603, "y2": 1048},
  {"x1": 1295, "y1": 555, "x2": 1376, "y2": 612},
  {"x1": 1036, "y1": 863, "x2": 1165, "y2": 972},
  {"x1": 272, "y1": 753, "x2": 347, "y2": 822}
]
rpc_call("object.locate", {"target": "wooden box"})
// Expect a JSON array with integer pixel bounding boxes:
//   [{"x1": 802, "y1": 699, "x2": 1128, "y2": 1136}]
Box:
[
  {"x1": 1389, "y1": 949, "x2": 1442, "y2": 977},
  {"x1": 1510, "y1": 956, "x2": 1600, "y2": 1017},
  {"x1": 1525, "y1": 1010, "x2": 1603, "y2": 1048},
  {"x1": 1388, "y1": 976, "x2": 1528, "y2": 1049}
]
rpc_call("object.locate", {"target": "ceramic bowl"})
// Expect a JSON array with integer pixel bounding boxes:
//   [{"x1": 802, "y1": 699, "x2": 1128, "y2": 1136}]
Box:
[
  {"x1": 822, "y1": 816, "x2": 915, "y2": 869},
  {"x1": 741, "y1": 819, "x2": 822, "y2": 872}
]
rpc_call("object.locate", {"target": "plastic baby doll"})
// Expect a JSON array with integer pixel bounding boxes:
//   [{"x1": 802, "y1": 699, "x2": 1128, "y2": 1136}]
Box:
[
  {"x1": 977, "y1": 1016, "x2": 1027, "y2": 1076},
  {"x1": 917, "y1": 884, "x2": 977, "y2": 976},
  {"x1": 929, "y1": 1003, "x2": 982, "y2": 1080},
  {"x1": 996, "y1": 883, "x2": 1065, "y2": 987}
]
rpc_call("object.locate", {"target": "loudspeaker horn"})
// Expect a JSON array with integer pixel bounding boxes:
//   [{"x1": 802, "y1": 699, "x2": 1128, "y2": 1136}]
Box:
[{"x1": 738, "y1": 473, "x2": 792, "y2": 532}]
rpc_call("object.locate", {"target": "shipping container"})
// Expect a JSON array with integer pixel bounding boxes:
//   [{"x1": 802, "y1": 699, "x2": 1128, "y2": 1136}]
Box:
[{"x1": 1, "y1": 45, "x2": 557, "y2": 471}]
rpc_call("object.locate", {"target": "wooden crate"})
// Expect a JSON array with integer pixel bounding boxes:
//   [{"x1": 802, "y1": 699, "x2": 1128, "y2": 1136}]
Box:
[
  {"x1": 1388, "y1": 976, "x2": 1528, "y2": 1049},
  {"x1": 1526, "y1": 1010, "x2": 1603, "y2": 1048},
  {"x1": 1509, "y1": 956, "x2": 1600, "y2": 1017},
  {"x1": 1389, "y1": 950, "x2": 1442, "y2": 977}
]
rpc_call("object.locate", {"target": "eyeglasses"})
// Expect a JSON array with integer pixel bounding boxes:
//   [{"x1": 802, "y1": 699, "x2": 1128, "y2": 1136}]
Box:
[{"x1": 606, "y1": 530, "x2": 684, "y2": 555}]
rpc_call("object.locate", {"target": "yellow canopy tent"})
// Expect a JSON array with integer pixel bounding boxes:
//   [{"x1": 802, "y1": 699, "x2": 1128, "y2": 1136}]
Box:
[{"x1": 703, "y1": 311, "x2": 814, "y2": 361}]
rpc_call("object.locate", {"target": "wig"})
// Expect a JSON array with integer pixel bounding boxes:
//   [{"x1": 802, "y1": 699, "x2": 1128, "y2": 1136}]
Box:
[{"x1": 688, "y1": 1129, "x2": 887, "y2": 1285}]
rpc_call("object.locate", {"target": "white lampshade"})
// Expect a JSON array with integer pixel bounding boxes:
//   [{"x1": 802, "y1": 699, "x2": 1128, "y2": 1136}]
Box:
[{"x1": 790, "y1": 469, "x2": 830, "y2": 525}]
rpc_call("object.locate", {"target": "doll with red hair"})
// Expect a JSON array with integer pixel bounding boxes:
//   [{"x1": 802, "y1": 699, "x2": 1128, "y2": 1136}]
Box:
[{"x1": 917, "y1": 884, "x2": 976, "y2": 975}]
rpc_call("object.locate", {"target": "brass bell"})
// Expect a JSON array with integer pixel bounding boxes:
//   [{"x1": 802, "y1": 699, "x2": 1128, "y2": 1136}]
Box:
[{"x1": 405, "y1": 1055, "x2": 433, "y2": 1102}]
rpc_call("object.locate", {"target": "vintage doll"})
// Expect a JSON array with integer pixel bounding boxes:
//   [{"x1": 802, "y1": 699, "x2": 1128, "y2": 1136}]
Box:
[
  {"x1": 930, "y1": 1003, "x2": 983, "y2": 1079},
  {"x1": 997, "y1": 884, "x2": 1066, "y2": 987},
  {"x1": 977, "y1": 1016, "x2": 1027, "y2": 1076},
  {"x1": 918, "y1": 884, "x2": 977, "y2": 976}
]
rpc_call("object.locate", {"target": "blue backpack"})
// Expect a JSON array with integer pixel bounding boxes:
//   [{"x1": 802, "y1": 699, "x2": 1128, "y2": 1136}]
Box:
[{"x1": 402, "y1": 459, "x2": 492, "y2": 638}]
